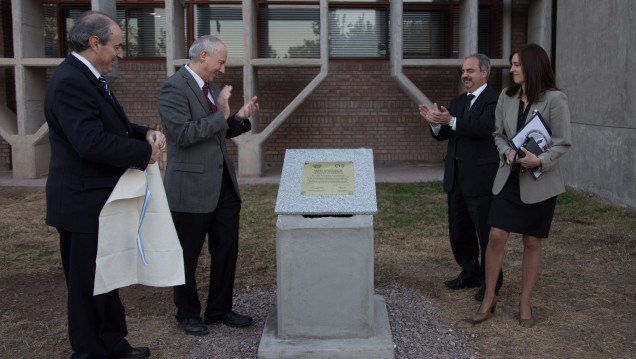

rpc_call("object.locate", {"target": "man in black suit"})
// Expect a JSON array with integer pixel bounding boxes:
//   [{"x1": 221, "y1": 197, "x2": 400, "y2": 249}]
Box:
[
  {"x1": 44, "y1": 11, "x2": 164, "y2": 359},
  {"x1": 158, "y1": 35, "x2": 259, "y2": 336},
  {"x1": 419, "y1": 53, "x2": 503, "y2": 301}
]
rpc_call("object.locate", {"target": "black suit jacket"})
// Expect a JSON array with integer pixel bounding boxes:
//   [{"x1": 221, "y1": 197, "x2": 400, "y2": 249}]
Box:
[
  {"x1": 44, "y1": 54, "x2": 152, "y2": 233},
  {"x1": 430, "y1": 86, "x2": 499, "y2": 196}
]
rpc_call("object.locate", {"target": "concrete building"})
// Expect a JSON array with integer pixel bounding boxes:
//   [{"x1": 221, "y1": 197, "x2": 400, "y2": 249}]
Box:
[
  {"x1": 554, "y1": 0, "x2": 636, "y2": 210},
  {"x1": 0, "y1": 0, "x2": 634, "y2": 210}
]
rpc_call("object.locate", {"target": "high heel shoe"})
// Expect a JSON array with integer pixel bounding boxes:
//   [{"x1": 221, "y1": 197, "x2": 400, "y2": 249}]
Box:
[
  {"x1": 470, "y1": 296, "x2": 498, "y2": 324},
  {"x1": 519, "y1": 307, "x2": 535, "y2": 328}
]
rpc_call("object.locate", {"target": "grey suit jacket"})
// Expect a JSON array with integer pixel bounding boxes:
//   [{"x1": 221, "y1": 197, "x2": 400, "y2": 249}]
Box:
[
  {"x1": 492, "y1": 89, "x2": 572, "y2": 204},
  {"x1": 158, "y1": 66, "x2": 250, "y2": 213}
]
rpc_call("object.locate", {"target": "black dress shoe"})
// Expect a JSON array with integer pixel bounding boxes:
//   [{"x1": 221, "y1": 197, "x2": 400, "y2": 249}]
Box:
[
  {"x1": 444, "y1": 277, "x2": 478, "y2": 290},
  {"x1": 179, "y1": 318, "x2": 209, "y2": 336},
  {"x1": 474, "y1": 286, "x2": 500, "y2": 301},
  {"x1": 118, "y1": 347, "x2": 150, "y2": 359},
  {"x1": 204, "y1": 311, "x2": 253, "y2": 328}
]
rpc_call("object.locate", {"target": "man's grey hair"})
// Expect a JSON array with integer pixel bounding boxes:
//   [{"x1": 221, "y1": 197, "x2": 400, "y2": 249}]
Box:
[
  {"x1": 466, "y1": 53, "x2": 491, "y2": 78},
  {"x1": 68, "y1": 11, "x2": 118, "y2": 52},
  {"x1": 189, "y1": 35, "x2": 224, "y2": 59}
]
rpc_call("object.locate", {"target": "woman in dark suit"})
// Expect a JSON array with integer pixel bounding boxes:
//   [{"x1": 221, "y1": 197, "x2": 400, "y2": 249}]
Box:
[{"x1": 470, "y1": 44, "x2": 572, "y2": 327}]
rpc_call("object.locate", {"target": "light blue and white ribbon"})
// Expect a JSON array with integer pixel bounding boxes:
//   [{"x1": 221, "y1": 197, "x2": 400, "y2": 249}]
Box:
[{"x1": 136, "y1": 170, "x2": 151, "y2": 266}]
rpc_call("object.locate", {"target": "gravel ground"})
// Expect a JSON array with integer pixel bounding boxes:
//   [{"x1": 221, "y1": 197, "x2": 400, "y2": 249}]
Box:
[{"x1": 182, "y1": 285, "x2": 476, "y2": 359}]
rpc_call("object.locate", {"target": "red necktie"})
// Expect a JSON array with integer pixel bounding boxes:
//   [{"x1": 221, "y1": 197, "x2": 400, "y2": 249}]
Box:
[{"x1": 202, "y1": 83, "x2": 217, "y2": 113}]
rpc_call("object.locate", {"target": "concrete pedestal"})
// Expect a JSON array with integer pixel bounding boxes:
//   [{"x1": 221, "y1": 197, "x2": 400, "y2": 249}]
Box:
[
  {"x1": 258, "y1": 148, "x2": 394, "y2": 358},
  {"x1": 276, "y1": 214, "x2": 374, "y2": 338},
  {"x1": 258, "y1": 295, "x2": 395, "y2": 359}
]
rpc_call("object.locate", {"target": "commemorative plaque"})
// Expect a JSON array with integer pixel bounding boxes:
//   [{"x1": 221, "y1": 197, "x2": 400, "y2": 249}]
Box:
[{"x1": 301, "y1": 161, "x2": 354, "y2": 195}]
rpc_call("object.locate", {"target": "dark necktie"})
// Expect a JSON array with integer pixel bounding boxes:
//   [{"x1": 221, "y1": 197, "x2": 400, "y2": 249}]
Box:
[
  {"x1": 98, "y1": 76, "x2": 113, "y2": 100},
  {"x1": 464, "y1": 93, "x2": 475, "y2": 117},
  {"x1": 202, "y1": 83, "x2": 217, "y2": 113}
]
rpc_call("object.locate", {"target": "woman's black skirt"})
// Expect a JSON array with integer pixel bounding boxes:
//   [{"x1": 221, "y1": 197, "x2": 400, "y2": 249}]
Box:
[{"x1": 488, "y1": 169, "x2": 557, "y2": 238}]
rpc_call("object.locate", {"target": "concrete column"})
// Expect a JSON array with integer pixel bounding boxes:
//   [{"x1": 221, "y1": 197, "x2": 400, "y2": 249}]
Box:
[
  {"x1": 236, "y1": 135, "x2": 263, "y2": 179},
  {"x1": 458, "y1": 0, "x2": 478, "y2": 58},
  {"x1": 457, "y1": 0, "x2": 478, "y2": 92},
  {"x1": 528, "y1": 0, "x2": 552, "y2": 56},
  {"x1": 165, "y1": 0, "x2": 186, "y2": 77},
  {"x1": 9, "y1": 134, "x2": 50, "y2": 179},
  {"x1": 9, "y1": 0, "x2": 50, "y2": 179},
  {"x1": 501, "y1": 0, "x2": 512, "y2": 88},
  {"x1": 389, "y1": 0, "x2": 430, "y2": 107},
  {"x1": 237, "y1": 0, "x2": 329, "y2": 178},
  {"x1": 236, "y1": 0, "x2": 263, "y2": 177},
  {"x1": 91, "y1": 0, "x2": 115, "y2": 15}
]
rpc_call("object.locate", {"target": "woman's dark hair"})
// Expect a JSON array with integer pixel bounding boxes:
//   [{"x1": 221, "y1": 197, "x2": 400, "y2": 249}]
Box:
[
  {"x1": 505, "y1": 43, "x2": 559, "y2": 105},
  {"x1": 68, "y1": 11, "x2": 117, "y2": 52}
]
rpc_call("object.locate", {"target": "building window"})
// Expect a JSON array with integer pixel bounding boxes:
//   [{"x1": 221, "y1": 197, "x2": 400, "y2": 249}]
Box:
[
  {"x1": 403, "y1": 9, "x2": 449, "y2": 58},
  {"x1": 44, "y1": 4, "x2": 60, "y2": 58},
  {"x1": 329, "y1": 8, "x2": 388, "y2": 58},
  {"x1": 257, "y1": 5, "x2": 388, "y2": 59},
  {"x1": 404, "y1": 3, "x2": 496, "y2": 59},
  {"x1": 117, "y1": 7, "x2": 167, "y2": 58},
  {"x1": 477, "y1": 6, "x2": 493, "y2": 57},
  {"x1": 43, "y1": 5, "x2": 166, "y2": 59},
  {"x1": 194, "y1": 5, "x2": 243, "y2": 58},
  {"x1": 258, "y1": 5, "x2": 320, "y2": 59},
  {"x1": 41, "y1": 1, "x2": 497, "y2": 61}
]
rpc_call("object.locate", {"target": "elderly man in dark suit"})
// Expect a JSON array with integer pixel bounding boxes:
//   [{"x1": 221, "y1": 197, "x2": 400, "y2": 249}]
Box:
[
  {"x1": 157, "y1": 35, "x2": 259, "y2": 336},
  {"x1": 44, "y1": 11, "x2": 163, "y2": 359},
  {"x1": 419, "y1": 53, "x2": 503, "y2": 301}
]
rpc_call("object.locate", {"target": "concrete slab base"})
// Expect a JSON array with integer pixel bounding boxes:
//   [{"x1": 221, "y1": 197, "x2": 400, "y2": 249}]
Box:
[{"x1": 257, "y1": 295, "x2": 395, "y2": 359}]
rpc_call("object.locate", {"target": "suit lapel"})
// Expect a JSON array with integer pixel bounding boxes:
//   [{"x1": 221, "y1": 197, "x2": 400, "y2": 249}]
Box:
[
  {"x1": 180, "y1": 67, "x2": 213, "y2": 115},
  {"x1": 108, "y1": 92, "x2": 129, "y2": 120},
  {"x1": 526, "y1": 99, "x2": 549, "y2": 121},
  {"x1": 504, "y1": 94, "x2": 520, "y2": 137},
  {"x1": 466, "y1": 93, "x2": 483, "y2": 118},
  {"x1": 95, "y1": 79, "x2": 129, "y2": 126},
  {"x1": 66, "y1": 56, "x2": 130, "y2": 125}
]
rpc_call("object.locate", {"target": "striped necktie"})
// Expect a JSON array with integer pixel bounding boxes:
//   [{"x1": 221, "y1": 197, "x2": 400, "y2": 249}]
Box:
[{"x1": 98, "y1": 76, "x2": 113, "y2": 100}]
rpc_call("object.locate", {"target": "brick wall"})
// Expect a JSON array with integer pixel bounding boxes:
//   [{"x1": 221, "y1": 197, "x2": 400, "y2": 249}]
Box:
[
  {"x1": 111, "y1": 62, "x2": 167, "y2": 130},
  {"x1": 110, "y1": 61, "x2": 448, "y2": 169},
  {"x1": 258, "y1": 62, "x2": 449, "y2": 168}
]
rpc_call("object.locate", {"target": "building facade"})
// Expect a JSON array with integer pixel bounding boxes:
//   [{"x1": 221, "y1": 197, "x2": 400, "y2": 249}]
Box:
[{"x1": 1, "y1": 0, "x2": 634, "y2": 209}]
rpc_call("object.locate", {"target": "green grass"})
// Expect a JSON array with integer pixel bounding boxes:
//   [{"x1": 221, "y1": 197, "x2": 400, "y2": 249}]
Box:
[{"x1": 0, "y1": 184, "x2": 635, "y2": 359}]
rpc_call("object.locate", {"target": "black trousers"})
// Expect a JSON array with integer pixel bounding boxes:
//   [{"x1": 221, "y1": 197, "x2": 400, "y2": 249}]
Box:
[
  {"x1": 58, "y1": 229, "x2": 132, "y2": 359},
  {"x1": 447, "y1": 165, "x2": 503, "y2": 288},
  {"x1": 171, "y1": 167, "x2": 241, "y2": 321}
]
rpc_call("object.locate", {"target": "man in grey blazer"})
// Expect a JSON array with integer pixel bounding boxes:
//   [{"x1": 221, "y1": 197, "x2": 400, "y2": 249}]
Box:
[{"x1": 158, "y1": 35, "x2": 259, "y2": 336}]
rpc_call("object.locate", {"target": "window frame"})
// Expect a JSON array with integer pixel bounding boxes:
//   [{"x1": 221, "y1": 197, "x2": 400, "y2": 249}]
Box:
[
  {"x1": 42, "y1": 1, "x2": 500, "y2": 61},
  {"x1": 43, "y1": 1, "x2": 168, "y2": 60}
]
